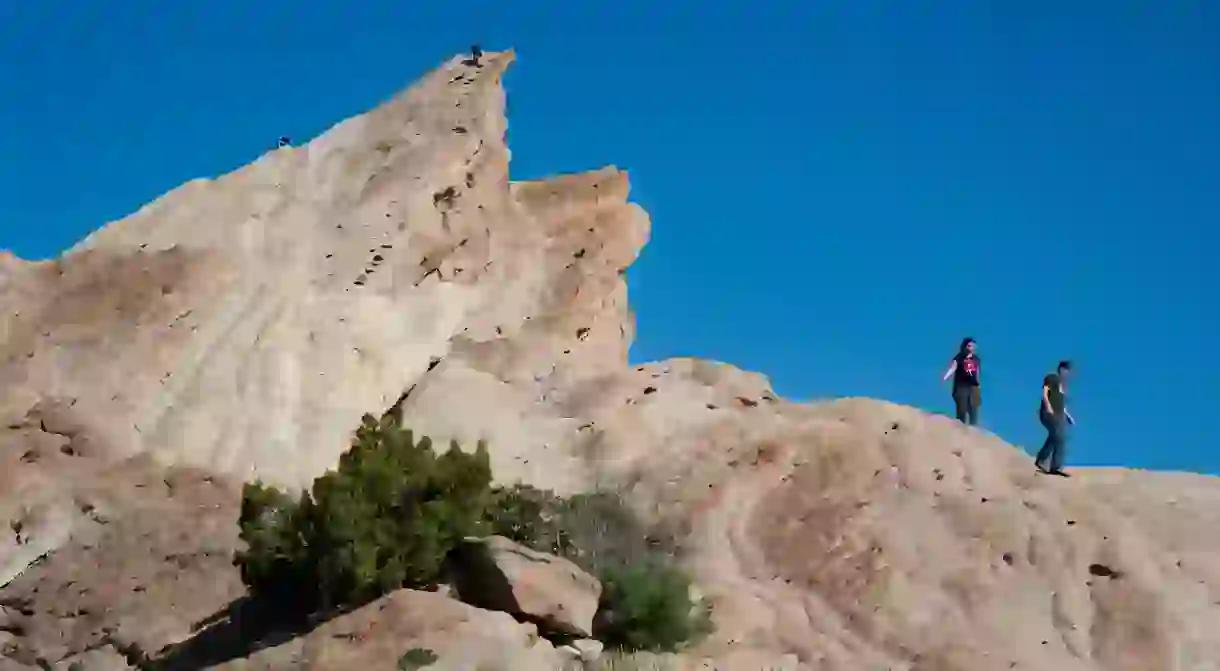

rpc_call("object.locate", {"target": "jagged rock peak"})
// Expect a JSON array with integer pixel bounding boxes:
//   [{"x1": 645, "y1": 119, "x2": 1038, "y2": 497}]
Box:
[{"x1": 0, "y1": 49, "x2": 648, "y2": 495}]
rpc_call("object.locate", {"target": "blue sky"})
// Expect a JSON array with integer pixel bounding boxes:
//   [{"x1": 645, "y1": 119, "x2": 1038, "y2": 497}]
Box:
[{"x1": 2, "y1": 2, "x2": 1217, "y2": 473}]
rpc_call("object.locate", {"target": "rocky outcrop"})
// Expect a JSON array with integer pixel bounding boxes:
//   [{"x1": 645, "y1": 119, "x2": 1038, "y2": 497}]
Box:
[
  {"x1": 447, "y1": 535, "x2": 602, "y2": 638},
  {"x1": 2, "y1": 49, "x2": 1220, "y2": 671},
  {"x1": 0, "y1": 50, "x2": 643, "y2": 499},
  {"x1": 0, "y1": 453, "x2": 242, "y2": 666},
  {"x1": 599, "y1": 395, "x2": 1220, "y2": 670},
  {"x1": 209, "y1": 589, "x2": 566, "y2": 671}
]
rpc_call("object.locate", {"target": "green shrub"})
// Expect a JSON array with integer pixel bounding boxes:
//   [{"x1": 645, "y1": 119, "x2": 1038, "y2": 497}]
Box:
[
  {"x1": 398, "y1": 647, "x2": 439, "y2": 670},
  {"x1": 593, "y1": 556, "x2": 712, "y2": 653},
  {"x1": 235, "y1": 414, "x2": 711, "y2": 653},
  {"x1": 557, "y1": 491, "x2": 669, "y2": 575},
  {"x1": 234, "y1": 481, "x2": 311, "y2": 605},
  {"x1": 484, "y1": 483, "x2": 571, "y2": 557},
  {"x1": 484, "y1": 486, "x2": 670, "y2": 576},
  {"x1": 485, "y1": 485, "x2": 707, "y2": 653},
  {"x1": 235, "y1": 413, "x2": 492, "y2": 610}
]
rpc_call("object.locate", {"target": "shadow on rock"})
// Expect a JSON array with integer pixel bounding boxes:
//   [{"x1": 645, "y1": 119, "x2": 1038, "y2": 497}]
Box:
[
  {"x1": 150, "y1": 595, "x2": 324, "y2": 670},
  {"x1": 445, "y1": 541, "x2": 521, "y2": 621}
]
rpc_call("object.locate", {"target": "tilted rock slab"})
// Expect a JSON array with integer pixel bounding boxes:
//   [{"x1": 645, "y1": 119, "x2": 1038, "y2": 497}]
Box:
[
  {"x1": 3, "y1": 50, "x2": 1220, "y2": 671},
  {"x1": 0, "y1": 49, "x2": 643, "y2": 499},
  {"x1": 447, "y1": 535, "x2": 602, "y2": 638}
]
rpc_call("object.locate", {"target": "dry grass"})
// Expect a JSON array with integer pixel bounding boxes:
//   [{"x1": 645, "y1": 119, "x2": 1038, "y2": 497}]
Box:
[{"x1": 587, "y1": 651, "x2": 678, "y2": 671}]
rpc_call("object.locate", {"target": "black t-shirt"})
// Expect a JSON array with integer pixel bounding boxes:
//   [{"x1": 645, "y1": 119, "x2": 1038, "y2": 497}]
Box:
[
  {"x1": 953, "y1": 353, "x2": 981, "y2": 389},
  {"x1": 1043, "y1": 373, "x2": 1066, "y2": 413}
]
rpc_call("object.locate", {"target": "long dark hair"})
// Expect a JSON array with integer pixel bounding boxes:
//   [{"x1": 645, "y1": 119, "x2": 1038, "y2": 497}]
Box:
[{"x1": 958, "y1": 337, "x2": 976, "y2": 357}]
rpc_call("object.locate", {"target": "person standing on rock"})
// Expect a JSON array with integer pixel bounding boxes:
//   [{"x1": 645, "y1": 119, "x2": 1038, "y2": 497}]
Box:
[
  {"x1": 942, "y1": 337, "x2": 982, "y2": 425},
  {"x1": 1035, "y1": 360, "x2": 1075, "y2": 476}
]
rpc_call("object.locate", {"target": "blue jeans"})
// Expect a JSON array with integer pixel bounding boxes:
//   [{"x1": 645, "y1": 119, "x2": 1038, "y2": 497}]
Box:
[{"x1": 1035, "y1": 411, "x2": 1067, "y2": 472}]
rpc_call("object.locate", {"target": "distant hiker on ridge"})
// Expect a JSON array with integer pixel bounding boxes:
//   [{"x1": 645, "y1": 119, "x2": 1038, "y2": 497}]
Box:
[
  {"x1": 1035, "y1": 360, "x2": 1076, "y2": 477},
  {"x1": 470, "y1": 45, "x2": 483, "y2": 67},
  {"x1": 942, "y1": 337, "x2": 982, "y2": 425},
  {"x1": 277, "y1": 136, "x2": 291, "y2": 148}
]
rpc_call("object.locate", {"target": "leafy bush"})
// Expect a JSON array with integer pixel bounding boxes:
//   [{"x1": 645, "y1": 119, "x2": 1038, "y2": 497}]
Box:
[
  {"x1": 235, "y1": 412, "x2": 492, "y2": 610},
  {"x1": 483, "y1": 483, "x2": 571, "y2": 557},
  {"x1": 398, "y1": 647, "x2": 439, "y2": 670},
  {"x1": 593, "y1": 557, "x2": 712, "y2": 653},
  {"x1": 235, "y1": 413, "x2": 711, "y2": 652},
  {"x1": 556, "y1": 491, "x2": 670, "y2": 575},
  {"x1": 485, "y1": 485, "x2": 670, "y2": 576},
  {"x1": 234, "y1": 481, "x2": 310, "y2": 607},
  {"x1": 485, "y1": 485, "x2": 707, "y2": 653}
]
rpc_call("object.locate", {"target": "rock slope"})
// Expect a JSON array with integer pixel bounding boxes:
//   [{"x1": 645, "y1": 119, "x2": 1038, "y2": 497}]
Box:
[{"x1": 3, "y1": 50, "x2": 1220, "y2": 670}]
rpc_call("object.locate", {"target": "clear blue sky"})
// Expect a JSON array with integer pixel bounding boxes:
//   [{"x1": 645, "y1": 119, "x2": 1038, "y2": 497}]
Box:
[{"x1": 2, "y1": 3, "x2": 1217, "y2": 474}]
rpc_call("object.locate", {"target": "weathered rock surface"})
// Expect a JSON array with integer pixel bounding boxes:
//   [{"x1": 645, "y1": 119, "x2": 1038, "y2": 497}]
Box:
[
  {"x1": 0, "y1": 446, "x2": 242, "y2": 666},
  {"x1": 571, "y1": 637, "x2": 605, "y2": 663},
  {"x1": 209, "y1": 589, "x2": 565, "y2": 671},
  {"x1": 3, "y1": 49, "x2": 1220, "y2": 671},
  {"x1": 448, "y1": 535, "x2": 602, "y2": 637}
]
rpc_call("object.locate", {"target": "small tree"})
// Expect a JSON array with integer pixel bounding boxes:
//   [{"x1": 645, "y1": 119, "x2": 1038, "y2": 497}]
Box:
[{"x1": 236, "y1": 413, "x2": 492, "y2": 610}]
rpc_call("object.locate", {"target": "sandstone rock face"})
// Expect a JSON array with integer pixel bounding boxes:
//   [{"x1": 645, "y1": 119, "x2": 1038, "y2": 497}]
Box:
[
  {"x1": 604, "y1": 395, "x2": 1220, "y2": 670},
  {"x1": 0, "y1": 50, "x2": 641, "y2": 498},
  {"x1": 448, "y1": 535, "x2": 602, "y2": 637},
  {"x1": 0, "y1": 450, "x2": 242, "y2": 666},
  {"x1": 210, "y1": 589, "x2": 565, "y2": 671},
  {"x1": 3, "y1": 50, "x2": 1220, "y2": 671}
]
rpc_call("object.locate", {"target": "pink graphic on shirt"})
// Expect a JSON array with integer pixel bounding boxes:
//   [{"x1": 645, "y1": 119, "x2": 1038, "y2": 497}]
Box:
[{"x1": 962, "y1": 357, "x2": 979, "y2": 376}]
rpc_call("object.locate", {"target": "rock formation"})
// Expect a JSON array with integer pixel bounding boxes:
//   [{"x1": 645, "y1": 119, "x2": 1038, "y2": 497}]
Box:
[
  {"x1": 2, "y1": 50, "x2": 1219, "y2": 670},
  {"x1": 447, "y1": 536, "x2": 603, "y2": 638}
]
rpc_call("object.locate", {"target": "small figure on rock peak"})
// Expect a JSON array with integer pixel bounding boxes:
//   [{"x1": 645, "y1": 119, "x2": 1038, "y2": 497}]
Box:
[
  {"x1": 276, "y1": 136, "x2": 292, "y2": 149},
  {"x1": 470, "y1": 44, "x2": 483, "y2": 67}
]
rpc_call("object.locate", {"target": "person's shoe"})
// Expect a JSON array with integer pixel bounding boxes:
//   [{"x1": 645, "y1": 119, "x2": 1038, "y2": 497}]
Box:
[
  {"x1": 1035, "y1": 463, "x2": 1050, "y2": 474},
  {"x1": 1049, "y1": 470, "x2": 1071, "y2": 478}
]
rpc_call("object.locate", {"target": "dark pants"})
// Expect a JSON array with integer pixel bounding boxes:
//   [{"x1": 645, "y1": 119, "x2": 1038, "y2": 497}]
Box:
[
  {"x1": 1035, "y1": 411, "x2": 1067, "y2": 472},
  {"x1": 953, "y1": 385, "x2": 980, "y2": 425}
]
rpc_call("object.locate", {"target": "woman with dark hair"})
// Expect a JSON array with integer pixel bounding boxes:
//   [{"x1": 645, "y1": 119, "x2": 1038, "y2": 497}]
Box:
[{"x1": 942, "y1": 337, "x2": 981, "y2": 425}]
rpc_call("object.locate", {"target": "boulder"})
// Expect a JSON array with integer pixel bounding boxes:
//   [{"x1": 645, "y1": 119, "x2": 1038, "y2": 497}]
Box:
[
  {"x1": 209, "y1": 589, "x2": 565, "y2": 671},
  {"x1": 447, "y1": 536, "x2": 602, "y2": 638},
  {"x1": 572, "y1": 638, "x2": 604, "y2": 663}
]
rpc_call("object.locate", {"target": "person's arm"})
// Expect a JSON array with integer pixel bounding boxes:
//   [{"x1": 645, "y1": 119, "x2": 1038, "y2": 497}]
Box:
[
  {"x1": 942, "y1": 360, "x2": 958, "y2": 381},
  {"x1": 1042, "y1": 382, "x2": 1054, "y2": 415}
]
